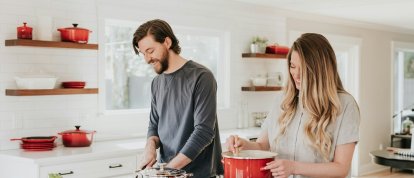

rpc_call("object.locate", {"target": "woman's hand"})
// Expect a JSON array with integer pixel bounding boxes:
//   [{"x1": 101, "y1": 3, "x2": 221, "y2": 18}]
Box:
[
  {"x1": 262, "y1": 158, "x2": 296, "y2": 178},
  {"x1": 225, "y1": 135, "x2": 248, "y2": 154}
]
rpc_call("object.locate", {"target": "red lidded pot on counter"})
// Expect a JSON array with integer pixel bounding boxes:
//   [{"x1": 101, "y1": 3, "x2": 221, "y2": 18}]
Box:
[
  {"x1": 17, "y1": 22, "x2": 33, "y2": 40},
  {"x1": 58, "y1": 125, "x2": 96, "y2": 147}
]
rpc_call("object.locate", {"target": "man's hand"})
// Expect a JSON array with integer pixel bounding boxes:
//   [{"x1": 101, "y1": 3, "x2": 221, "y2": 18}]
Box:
[
  {"x1": 138, "y1": 136, "x2": 159, "y2": 169},
  {"x1": 138, "y1": 147, "x2": 157, "y2": 169}
]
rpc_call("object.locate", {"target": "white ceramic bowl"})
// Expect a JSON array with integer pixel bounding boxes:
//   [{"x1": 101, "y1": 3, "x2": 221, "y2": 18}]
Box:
[{"x1": 15, "y1": 75, "x2": 57, "y2": 89}]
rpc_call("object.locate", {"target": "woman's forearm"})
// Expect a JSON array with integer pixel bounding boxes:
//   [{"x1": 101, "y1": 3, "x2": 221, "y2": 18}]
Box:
[{"x1": 293, "y1": 161, "x2": 349, "y2": 178}]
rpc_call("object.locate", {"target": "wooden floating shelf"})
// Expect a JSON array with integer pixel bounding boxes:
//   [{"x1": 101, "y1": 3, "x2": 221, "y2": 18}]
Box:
[
  {"x1": 241, "y1": 86, "x2": 283, "y2": 91},
  {"x1": 5, "y1": 88, "x2": 99, "y2": 96},
  {"x1": 5, "y1": 39, "x2": 98, "y2": 50},
  {"x1": 242, "y1": 53, "x2": 287, "y2": 59}
]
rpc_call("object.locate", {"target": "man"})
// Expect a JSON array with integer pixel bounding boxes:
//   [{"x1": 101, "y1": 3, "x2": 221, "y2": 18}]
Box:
[{"x1": 132, "y1": 19, "x2": 223, "y2": 178}]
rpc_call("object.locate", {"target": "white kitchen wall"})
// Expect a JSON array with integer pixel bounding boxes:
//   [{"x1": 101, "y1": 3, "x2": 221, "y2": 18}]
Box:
[
  {"x1": 1, "y1": 0, "x2": 414, "y2": 176},
  {"x1": 0, "y1": 0, "x2": 288, "y2": 150}
]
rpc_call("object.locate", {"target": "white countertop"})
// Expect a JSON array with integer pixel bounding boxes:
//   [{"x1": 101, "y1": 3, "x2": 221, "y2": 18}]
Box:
[
  {"x1": 0, "y1": 138, "x2": 147, "y2": 166},
  {"x1": 220, "y1": 127, "x2": 262, "y2": 141},
  {"x1": 0, "y1": 127, "x2": 262, "y2": 165}
]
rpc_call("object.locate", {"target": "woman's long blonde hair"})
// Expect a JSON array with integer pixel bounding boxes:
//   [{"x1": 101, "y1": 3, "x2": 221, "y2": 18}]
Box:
[{"x1": 276, "y1": 33, "x2": 346, "y2": 161}]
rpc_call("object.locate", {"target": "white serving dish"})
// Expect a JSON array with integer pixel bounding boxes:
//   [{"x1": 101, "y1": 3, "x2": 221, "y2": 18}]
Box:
[{"x1": 15, "y1": 75, "x2": 57, "y2": 89}]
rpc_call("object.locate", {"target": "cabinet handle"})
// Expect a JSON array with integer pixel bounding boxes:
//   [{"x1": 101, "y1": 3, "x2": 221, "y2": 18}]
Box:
[
  {"x1": 58, "y1": 171, "x2": 74, "y2": 175},
  {"x1": 109, "y1": 164, "x2": 123, "y2": 168}
]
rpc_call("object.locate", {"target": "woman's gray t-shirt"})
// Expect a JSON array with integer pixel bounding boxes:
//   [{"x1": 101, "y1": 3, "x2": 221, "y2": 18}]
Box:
[{"x1": 262, "y1": 92, "x2": 360, "y2": 178}]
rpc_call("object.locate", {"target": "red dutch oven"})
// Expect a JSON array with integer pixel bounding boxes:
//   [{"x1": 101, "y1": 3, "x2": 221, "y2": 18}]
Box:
[
  {"x1": 58, "y1": 126, "x2": 96, "y2": 147},
  {"x1": 57, "y1": 24, "x2": 91, "y2": 44},
  {"x1": 222, "y1": 150, "x2": 278, "y2": 178}
]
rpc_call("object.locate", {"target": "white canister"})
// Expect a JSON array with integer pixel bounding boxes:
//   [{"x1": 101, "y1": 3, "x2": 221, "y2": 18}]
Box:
[
  {"x1": 36, "y1": 16, "x2": 53, "y2": 41},
  {"x1": 411, "y1": 128, "x2": 414, "y2": 152}
]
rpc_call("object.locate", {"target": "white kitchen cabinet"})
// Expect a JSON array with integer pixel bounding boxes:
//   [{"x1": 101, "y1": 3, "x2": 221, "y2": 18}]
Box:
[
  {"x1": 39, "y1": 156, "x2": 136, "y2": 178},
  {"x1": 0, "y1": 139, "x2": 145, "y2": 178}
]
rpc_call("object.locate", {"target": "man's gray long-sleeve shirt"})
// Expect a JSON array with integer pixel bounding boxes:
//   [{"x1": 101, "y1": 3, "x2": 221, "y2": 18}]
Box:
[{"x1": 147, "y1": 60, "x2": 224, "y2": 177}]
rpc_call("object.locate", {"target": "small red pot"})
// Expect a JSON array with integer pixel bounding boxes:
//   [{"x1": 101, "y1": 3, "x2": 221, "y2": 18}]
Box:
[
  {"x1": 17, "y1": 22, "x2": 33, "y2": 40},
  {"x1": 57, "y1": 24, "x2": 91, "y2": 44},
  {"x1": 58, "y1": 126, "x2": 96, "y2": 147},
  {"x1": 222, "y1": 150, "x2": 277, "y2": 178}
]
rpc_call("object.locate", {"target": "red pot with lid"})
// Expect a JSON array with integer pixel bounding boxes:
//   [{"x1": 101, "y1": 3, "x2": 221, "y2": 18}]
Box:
[
  {"x1": 17, "y1": 22, "x2": 33, "y2": 40},
  {"x1": 57, "y1": 23, "x2": 91, "y2": 44},
  {"x1": 222, "y1": 150, "x2": 278, "y2": 178},
  {"x1": 58, "y1": 126, "x2": 96, "y2": 147}
]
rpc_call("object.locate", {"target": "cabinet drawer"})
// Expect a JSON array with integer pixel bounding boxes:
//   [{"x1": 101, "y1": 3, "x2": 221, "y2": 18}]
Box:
[{"x1": 40, "y1": 156, "x2": 136, "y2": 178}]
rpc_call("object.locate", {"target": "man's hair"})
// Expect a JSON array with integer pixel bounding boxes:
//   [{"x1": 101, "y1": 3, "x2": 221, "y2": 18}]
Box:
[{"x1": 132, "y1": 19, "x2": 181, "y2": 55}]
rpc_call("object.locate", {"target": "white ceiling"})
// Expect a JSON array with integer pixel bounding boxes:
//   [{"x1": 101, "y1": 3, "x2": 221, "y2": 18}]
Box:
[{"x1": 232, "y1": 0, "x2": 414, "y2": 31}]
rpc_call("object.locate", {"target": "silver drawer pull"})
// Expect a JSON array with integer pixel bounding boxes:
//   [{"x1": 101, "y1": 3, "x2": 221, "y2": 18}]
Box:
[
  {"x1": 109, "y1": 164, "x2": 123, "y2": 168},
  {"x1": 58, "y1": 171, "x2": 74, "y2": 175}
]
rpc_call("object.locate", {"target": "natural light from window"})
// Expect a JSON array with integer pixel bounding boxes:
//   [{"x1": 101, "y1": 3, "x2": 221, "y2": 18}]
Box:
[{"x1": 104, "y1": 20, "x2": 227, "y2": 111}]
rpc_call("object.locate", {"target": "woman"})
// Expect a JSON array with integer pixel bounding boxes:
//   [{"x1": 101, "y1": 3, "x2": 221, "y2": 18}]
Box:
[{"x1": 226, "y1": 33, "x2": 360, "y2": 178}]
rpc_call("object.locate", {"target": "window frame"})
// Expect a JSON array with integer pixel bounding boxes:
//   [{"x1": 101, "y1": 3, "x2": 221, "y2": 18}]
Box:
[{"x1": 391, "y1": 41, "x2": 414, "y2": 133}]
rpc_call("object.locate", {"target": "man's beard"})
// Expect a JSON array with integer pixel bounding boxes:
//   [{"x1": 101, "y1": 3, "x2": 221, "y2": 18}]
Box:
[{"x1": 154, "y1": 49, "x2": 169, "y2": 74}]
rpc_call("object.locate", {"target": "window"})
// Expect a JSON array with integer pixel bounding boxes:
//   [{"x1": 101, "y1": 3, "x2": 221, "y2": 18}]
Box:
[
  {"x1": 392, "y1": 42, "x2": 414, "y2": 133},
  {"x1": 104, "y1": 20, "x2": 227, "y2": 112}
]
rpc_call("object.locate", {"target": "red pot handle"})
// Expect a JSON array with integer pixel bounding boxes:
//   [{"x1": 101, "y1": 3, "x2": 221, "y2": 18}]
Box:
[{"x1": 10, "y1": 138, "x2": 22, "y2": 141}]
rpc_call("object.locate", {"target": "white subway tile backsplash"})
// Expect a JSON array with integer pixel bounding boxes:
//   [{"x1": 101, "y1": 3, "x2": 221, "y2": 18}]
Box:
[
  {"x1": 0, "y1": 54, "x2": 19, "y2": 63},
  {"x1": 22, "y1": 109, "x2": 78, "y2": 120},
  {"x1": 49, "y1": 55, "x2": 80, "y2": 64},
  {"x1": 0, "y1": 23, "x2": 18, "y2": 34},
  {"x1": 0, "y1": 63, "x2": 36, "y2": 73},
  {"x1": 0, "y1": 101, "x2": 38, "y2": 111},
  {"x1": 66, "y1": 99, "x2": 97, "y2": 109},
  {"x1": 0, "y1": 111, "x2": 14, "y2": 120},
  {"x1": 2, "y1": 32, "x2": 15, "y2": 40},
  {"x1": 18, "y1": 54, "x2": 52, "y2": 64},
  {"x1": 0, "y1": 112, "x2": 16, "y2": 130},
  {"x1": 0, "y1": 14, "x2": 20, "y2": 24},
  {"x1": 39, "y1": 63, "x2": 68, "y2": 74},
  {"x1": 0, "y1": 46, "x2": 38, "y2": 54},
  {"x1": 0, "y1": 2, "x2": 35, "y2": 16},
  {"x1": 0, "y1": 0, "x2": 38, "y2": 7},
  {"x1": 0, "y1": 118, "x2": 15, "y2": 130},
  {"x1": 23, "y1": 118, "x2": 73, "y2": 129}
]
